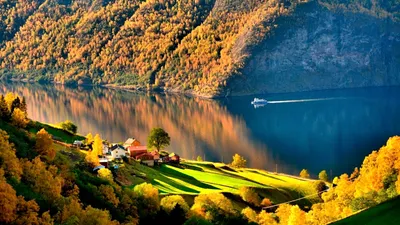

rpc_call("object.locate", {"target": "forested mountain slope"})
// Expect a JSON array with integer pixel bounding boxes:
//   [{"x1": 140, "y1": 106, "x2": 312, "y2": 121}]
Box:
[{"x1": 0, "y1": 0, "x2": 400, "y2": 97}]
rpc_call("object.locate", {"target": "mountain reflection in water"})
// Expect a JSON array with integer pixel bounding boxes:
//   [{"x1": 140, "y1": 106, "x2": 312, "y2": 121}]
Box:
[{"x1": 2, "y1": 82, "x2": 400, "y2": 177}]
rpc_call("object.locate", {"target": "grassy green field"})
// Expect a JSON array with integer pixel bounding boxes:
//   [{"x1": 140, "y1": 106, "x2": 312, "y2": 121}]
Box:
[
  {"x1": 119, "y1": 160, "x2": 321, "y2": 208},
  {"x1": 332, "y1": 197, "x2": 400, "y2": 225},
  {"x1": 28, "y1": 121, "x2": 85, "y2": 143}
]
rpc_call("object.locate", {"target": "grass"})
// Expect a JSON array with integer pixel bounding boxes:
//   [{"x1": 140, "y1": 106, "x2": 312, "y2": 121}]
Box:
[
  {"x1": 120, "y1": 160, "x2": 321, "y2": 208},
  {"x1": 28, "y1": 121, "x2": 85, "y2": 144},
  {"x1": 332, "y1": 197, "x2": 400, "y2": 225}
]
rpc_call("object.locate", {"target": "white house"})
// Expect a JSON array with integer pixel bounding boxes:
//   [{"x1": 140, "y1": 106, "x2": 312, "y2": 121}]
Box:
[
  {"x1": 102, "y1": 143, "x2": 109, "y2": 155},
  {"x1": 110, "y1": 144, "x2": 126, "y2": 159},
  {"x1": 72, "y1": 140, "x2": 83, "y2": 148}
]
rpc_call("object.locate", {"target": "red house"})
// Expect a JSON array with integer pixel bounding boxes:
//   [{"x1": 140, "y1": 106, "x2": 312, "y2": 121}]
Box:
[
  {"x1": 127, "y1": 146, "x2": 147, "y2": 158},
  {"x1": 169, "y1": 153, "x2": 180, "y2": 163}
]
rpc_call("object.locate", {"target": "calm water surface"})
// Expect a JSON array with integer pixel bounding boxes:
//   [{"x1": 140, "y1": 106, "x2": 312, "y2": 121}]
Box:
[{"x1": 2, "y1": 82, "x2": 400, "y2": 177}]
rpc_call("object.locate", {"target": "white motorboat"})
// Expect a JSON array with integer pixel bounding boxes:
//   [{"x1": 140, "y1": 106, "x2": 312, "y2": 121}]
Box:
[{"x1": 251, "y1": 98, "x2": 268, "y2": 105}]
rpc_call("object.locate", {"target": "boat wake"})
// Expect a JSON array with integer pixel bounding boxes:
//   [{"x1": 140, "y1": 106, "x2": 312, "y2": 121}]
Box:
[{"x1": 267, "y1": 97, "x2": 344, "y2": 104}]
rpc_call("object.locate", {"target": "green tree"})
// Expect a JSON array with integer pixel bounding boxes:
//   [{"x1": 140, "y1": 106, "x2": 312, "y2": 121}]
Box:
[
  {"x1": 0, "y1": 95, "x2": 10, "y2": 120},
  {"x1": 147, "y1": 128, "x2": 171, "y2": 151},
  {"x1": 319, "y1": 170, "x2": 329, "y2": 182},
  {"x1": 300, "y1": 169, "x2": 310, "y2": 178},
  {"x1": 231, "y1": 153, "x2": 246, "y2": 168},
  {"x1": 60, "y1": 120, "x2": 78, "y2": 134}
]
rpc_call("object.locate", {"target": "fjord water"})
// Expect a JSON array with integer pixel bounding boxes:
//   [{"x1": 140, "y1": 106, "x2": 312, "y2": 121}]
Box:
[{"x1": 2, "y1": 82, "x2": 400, "y2": 177}]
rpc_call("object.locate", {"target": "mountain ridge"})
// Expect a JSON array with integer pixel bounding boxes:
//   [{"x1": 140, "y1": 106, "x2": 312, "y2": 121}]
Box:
[{"x1": 1, "y1": 0, "x2": 399, "y2": 97}]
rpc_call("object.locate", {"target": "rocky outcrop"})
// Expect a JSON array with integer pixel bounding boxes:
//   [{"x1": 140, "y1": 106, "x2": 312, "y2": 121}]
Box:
[{"x1": 226, "y1": 1, "x2": 400, "y2": 96}]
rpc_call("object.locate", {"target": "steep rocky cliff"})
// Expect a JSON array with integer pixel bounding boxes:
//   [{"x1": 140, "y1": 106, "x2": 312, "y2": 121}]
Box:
[{"x1": 226, "y1": 1, "x2": 400, "y2": 95}]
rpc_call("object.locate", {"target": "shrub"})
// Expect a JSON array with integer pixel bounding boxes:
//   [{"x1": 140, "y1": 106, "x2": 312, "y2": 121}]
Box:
[
  {"x1": 59, "y1": 120, "x2": 78, "y2": 134},
  {"x1": 300, "y1": 169, "x2": 310, "y2": 178}
]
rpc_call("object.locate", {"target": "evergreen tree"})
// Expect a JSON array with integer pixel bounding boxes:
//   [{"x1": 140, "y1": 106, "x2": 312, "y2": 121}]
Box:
[
  {"x1": 0, "y1": 95, "x2": 10, "y2": 121},
  {"x1": 20, "y1": 97, "x2": 27, "y2": 115},
  {"x1": 10, "y1": 97, "x2": 21, "y2": 114}
]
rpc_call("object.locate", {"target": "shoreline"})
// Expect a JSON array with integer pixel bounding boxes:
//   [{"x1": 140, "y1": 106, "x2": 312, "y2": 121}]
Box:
[{"x1": 7, "y1": 77, "x2": 400, "y2": 100}]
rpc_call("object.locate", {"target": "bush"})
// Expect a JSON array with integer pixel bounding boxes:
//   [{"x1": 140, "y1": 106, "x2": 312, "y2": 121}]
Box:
[
  {"x1": 300, "y1": 169, "x2": 310, "y2": 178},
  {"x1": 59, "y1": 120, "x2": 78, "y2": 134}
]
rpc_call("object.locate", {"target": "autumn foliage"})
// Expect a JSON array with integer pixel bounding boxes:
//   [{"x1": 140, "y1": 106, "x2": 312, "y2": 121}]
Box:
[
  {"x1": 0, "y1": 0, "x2": 305, "y2": 96},
  {"x1": 2, "y1": 91, "x2": 400, "y2": 224},
  {"x1": 35, "y1": 128, "x2": 55, "y2": 160}
]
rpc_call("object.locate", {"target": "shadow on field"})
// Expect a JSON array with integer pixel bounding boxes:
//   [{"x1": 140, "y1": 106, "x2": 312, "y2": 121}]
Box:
[
  {"x1": 152, "y1": 178, "x2": 200, "y2": 194},
  {"x1": 159, "y1": 165, "x2": 219, "y2": 190}
]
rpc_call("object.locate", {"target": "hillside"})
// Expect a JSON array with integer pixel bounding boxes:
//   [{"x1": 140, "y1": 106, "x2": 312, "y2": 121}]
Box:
[
  {"x1": 0, "y1": 90, "x2": 325, "y2": 225},
  {"x1": 1, "y1": 0, "x2": 399, "y2": 97},
  {"x1": 3, "y1": 90, "x2": 400, "y2": 224},
  {"x1": 331, "y1": 197, "x2": 400, "y2": 225}
]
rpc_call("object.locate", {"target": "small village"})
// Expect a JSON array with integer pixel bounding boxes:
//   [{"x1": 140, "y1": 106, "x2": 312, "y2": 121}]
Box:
[{"x1": 72, "y1": 137, "x2": 180, "y2": 172}]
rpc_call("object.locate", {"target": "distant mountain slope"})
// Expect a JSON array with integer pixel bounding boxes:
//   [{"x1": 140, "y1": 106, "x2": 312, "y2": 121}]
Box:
[
  {"x1": 226, "y1": 0, "x2": 400, "y2": 96},
  {"x1": 0, "y1": 0, "x2": 399, "y2": 97}
]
